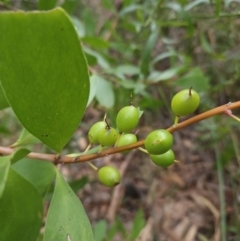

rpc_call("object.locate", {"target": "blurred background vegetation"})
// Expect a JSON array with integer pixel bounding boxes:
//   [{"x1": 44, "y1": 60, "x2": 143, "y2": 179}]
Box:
[{"x1": 1, "y1": 0, "x2": 240, "y2": 240}]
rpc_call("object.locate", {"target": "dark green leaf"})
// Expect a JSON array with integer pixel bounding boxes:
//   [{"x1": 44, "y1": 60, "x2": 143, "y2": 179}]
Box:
[
  {"x1": 43, "y1": 170, "x2": 94, "y2": 241},
  {"x1": 12, "y1": 158, "x2": 56, "y2": 196},
  {"x1": 38, "y1": 0, "x2": 57, "y2": 10},
  {"x1": 61, "y1": 0, "x2": 78, "y2": 14},
  {"x1": 0, "y1": 8, "x2": 89, "y2": 152},
  {"x1": 0, "y1": 168, "x2": 43, "y2": 241},
  {"x1": 0, "y1": 85, "x2": 9, "y2": 110},
  {"x1": 0, "y1": 156, "x2": 10, "y2": 197}
]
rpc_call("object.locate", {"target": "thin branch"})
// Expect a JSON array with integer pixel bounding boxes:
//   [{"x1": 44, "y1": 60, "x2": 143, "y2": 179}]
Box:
[{"x1": 0, "y1": 101, "x2": 239, "y2": 164}]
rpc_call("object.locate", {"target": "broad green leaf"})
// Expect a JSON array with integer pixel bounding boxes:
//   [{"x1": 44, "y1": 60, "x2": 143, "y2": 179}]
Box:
[
  {"x1": 0, "y1": 84, "x2": 9, "y2": 110},
  {"x1": 128, "y1": 209, "x2": 146, "y2": 240},
  {"x1": 94, "y1": 75, "x2": 115, "y2": 108},
  {"x1": 43, "y1": 170, "x2": 94, "y2": 241},
  {"x1": 12, "y1": 158, "x2": 56, "y2": 196},
  {"x1": 93, "y1": 220, "x2": 107, "y2": 241},
  {"x1": 0, "y1": 8, "x2": 89, "y2": 153},
  {"x1": 174, "y1": 67, "x2": 210, "y2": 91},
  {"x1": 45, "y1": 176, "x2": 88, "y2": 201},
  {"x1": 11, "y1": 128, "x2": 41, "y2": 148},
  {"x1": 0, "y1": 148, "x2": 30, "y2": 197},
  {"x1": 0, "y1": 156, "x2": 10, "y2": 197},
  {"x1": 0, "y1": 168, "x2": 43, "y2": 241},
  {"x1": 38, "y1": 0, "x2": 57, "y2": 10}
]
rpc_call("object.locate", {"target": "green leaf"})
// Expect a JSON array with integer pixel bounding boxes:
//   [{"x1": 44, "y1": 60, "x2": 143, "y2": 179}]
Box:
[
  {"x1": 0, "y1": 8, "x2": 89, "y2": 153},
  {"x1": 83, "y1": 46, "x2": 110, "y2": 69},
  {"x1": 184, "y1": 0, "x2": 210, "y2": 11},
  {"x1": 68, "y1": 176, "x2": 88, "y2": 193},
  {"x1": 93, "y1": 219, "x2": 107, "y2": 241},
  {"x1": 11, "y1": 128, "x2": 41, "y2": 148},
  {"x1": 200, "y1": 33, "x2": 213, "y2": 54},
  {"x1": 0, "y1": 85, "x2": 9, "y2": 110},
  {"x1": 45, "y1": 176, "x2": 88, "y2": 201},
  {"x1": 87, "y1": 75, "x2": 97, "y2": 106},
  {"x1": 140, "y1": 25, "x2": 159, "y2": 76},
  {"x1": 61, "y1": 0, "x2": 78, "y2": 15},
  {"x1": 10, "y1": 148, "x2": 31, "y2": 164},
  {"x1": 115, "y1": 65, "x2": 140, "y2": 76},
  {"x1": 174, "y1": 67, "x2": 210, "y2": 91},
  {"x1": 12, "y1": 158, "x2": 56, "y2": 196},
  {"x1": 71, "y1": 16, "x2": 85, "y2": 37},
  {"x1": 147, "y1": 66, "x2": 184, "y2": 83},
  {"x1": 82, "y1": 37, "x2": 109, "y2": 49},
  {"x1": 0, "y1": 156, "x2": 10, "y2": 197},
  {"x1": 0, "y1": 168, "x2": 43, "y2": 241},
  {"x1": 128, "y1": 209, "x2": 146, "y2": 240},
  {"x1": 43, "y1": 169, "x2": 94, "y2": 241},
  {"x1": 38, "y1": 0, "x2": 57, "y2": 10},
  {"x1": 0, "y1": 148, "x2": 30, "y2": 197},
  {"x1": 94, "y1": 75, "x2": 115, "y2": 108}
]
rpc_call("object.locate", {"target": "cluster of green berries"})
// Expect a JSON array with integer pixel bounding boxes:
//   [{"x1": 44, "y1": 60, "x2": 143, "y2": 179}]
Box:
[
  {"x1": 87, "y1": 88, "x2": 200, "y2": 188},
  {"x1": 145, "y1": 87, "x2": 200, "y2": 167},
  {"x1": 88, "y1": 104, "x2": 139, "y2": 187}
]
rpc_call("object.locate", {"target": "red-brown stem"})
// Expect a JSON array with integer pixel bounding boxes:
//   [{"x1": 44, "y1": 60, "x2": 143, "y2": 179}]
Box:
[{"x1": 0, "y1": 101, "x2": 239, "y2": 164}]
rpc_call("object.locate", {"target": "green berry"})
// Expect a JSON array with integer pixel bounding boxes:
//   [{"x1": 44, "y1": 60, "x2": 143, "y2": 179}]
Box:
[
  {"x1": 150, "y1": 149, "x2": 175, "y2": 167},
  {"x1": 116, "y1": 133, "x2": 137, "y2": 153},
  {"x1": 98, "y1": 127, "x2": 118, "y2": 146},
  {"x1": 171, "y1": 88, "x2": 200, "y2": 116},
  {"x1": 98, "y1": 166, "x2": 121, "y2": 187},
  {"x1": 116, "y1": 105, "x2": 139, "y2": 133},
  {"x1": 88, "y1": 121, "x2": 106, "y2": 144},
  {"x1": 144, "y1": 129, "x2": 173, "y2": 155}
]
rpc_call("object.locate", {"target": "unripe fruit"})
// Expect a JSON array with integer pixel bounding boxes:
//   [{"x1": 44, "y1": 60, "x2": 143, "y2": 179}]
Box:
[
  {"x1": 98, "y1": 127, "x2": 118, "y2": 146},
  {"x1": 144, "y1": 129, "x2": 173, "y2": 155},
  {"x1": 171, "y1": 88, "x2": 200, "y2": 116},
  {"x1": 98, "y1": 166, "x2": 121, "y2": 187},
  {"x1": 88, "y1": 121, "x2": 106, "y2": 144},
  {"x1": 116, "y1": 105, "x2": 139, "y2": 133},
  {"x1": 116, "y1": 133, "x2": 137, "y2": 153},
  {"x1": 150, "y1": 149, "x2": 175, "y2": 167}
]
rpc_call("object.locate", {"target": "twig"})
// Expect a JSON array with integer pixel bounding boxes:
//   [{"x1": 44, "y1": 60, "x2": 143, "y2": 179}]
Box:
[{"x1": 0, "y1": 101, "x2": 240, "y2": 164}]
